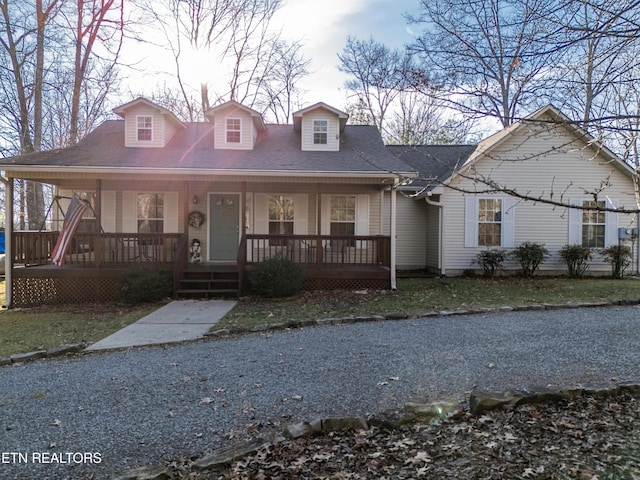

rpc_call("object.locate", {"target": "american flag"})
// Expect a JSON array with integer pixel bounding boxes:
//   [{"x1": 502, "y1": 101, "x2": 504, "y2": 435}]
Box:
[{"x1": 51, "y1": 194, "x2": 88, "y2": 266}]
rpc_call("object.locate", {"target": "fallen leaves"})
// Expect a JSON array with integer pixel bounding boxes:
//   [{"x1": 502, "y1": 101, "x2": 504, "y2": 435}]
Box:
[{"x1": 184, "y1": 390, "x2": 640, "y2": 480}]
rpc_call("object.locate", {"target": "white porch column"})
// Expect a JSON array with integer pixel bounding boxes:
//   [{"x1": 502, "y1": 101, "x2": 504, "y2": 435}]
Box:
[
  {"x1": 390, "y1": 178, "x2": 398, "y2": 291},
  {"x1": 3, "y1": 178, "x2": 13, "y2": 308}
]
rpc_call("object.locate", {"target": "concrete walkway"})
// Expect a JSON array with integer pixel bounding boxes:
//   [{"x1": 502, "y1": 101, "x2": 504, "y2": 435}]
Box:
[{"x1": 85, "y1": 299, "x2": 236, "y2": 351}]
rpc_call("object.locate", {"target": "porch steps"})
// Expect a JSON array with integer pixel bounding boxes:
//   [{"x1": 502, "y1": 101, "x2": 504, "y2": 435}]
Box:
[{"x1": 176, "y1": 265, "x2": 239, "y2": 298}]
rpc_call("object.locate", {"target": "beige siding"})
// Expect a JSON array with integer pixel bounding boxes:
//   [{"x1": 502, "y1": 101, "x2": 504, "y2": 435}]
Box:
[
  {"x1": 395, "y1": 194, "x2": 428, "y2": 269},
  {"x1": 212, "y1": 107, "x2": 255, "y2": 150},
  {"x1": 301, "y1": 113, "x2": 340, "y2": 151},
  {"x1": 123, "y1": 104, "x2": 166, "y2": 148},
  {"x1": 442, "y1": 119, "x2": 637, "y2": 275},
  {"x1": 425, "y1": 202, "x2": 440, "y2": 271}
]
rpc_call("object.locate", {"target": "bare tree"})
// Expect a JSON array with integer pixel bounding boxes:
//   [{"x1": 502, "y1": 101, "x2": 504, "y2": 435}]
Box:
[
  {"x1": 385, "y1": 91, "x2": 474, "y2": 145},
  {"x1": 140, "y1": 0, "x2": 284, "y2": 119},
  {"x1": 407, "y1": 0, "x2": 560, "y2": 127},
  {"x1": 338, "y1": 36, "x2": 414, "y2": 132},
  {"x1": 255, "y1": 40, "x2": 311, "y2": 124}
]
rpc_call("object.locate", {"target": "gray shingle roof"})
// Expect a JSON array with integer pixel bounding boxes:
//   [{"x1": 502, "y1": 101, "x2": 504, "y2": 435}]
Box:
[
  {"x1": 387, "y1": 144, "x2": 478, "y2": 193},
  {"x1": 0, "y1": 121, "x2": 416, "y2": 176}
]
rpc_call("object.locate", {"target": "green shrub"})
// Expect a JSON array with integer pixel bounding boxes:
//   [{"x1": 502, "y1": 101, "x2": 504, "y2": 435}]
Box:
[
  {"x1": 600, "y1": 245, "x2": 632, "y2": 278},
  {"x1": 511, "y1": 241, "x2": 549, "y2": 277},
  {"x1": 250, "y1": 254, "x2": 304, "y2": 298},
  {"x1": 116, "y1": 265, "x2": 173, "y2": 304},
  {"x1": 474, "y1": 249, "x2": 507, "y2": 277},
  {"x1": 559, "y1": 244, "x2": 592, "y2": 278}
]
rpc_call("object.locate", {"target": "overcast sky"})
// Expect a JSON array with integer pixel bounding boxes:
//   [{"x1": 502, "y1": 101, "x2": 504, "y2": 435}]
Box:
[{"x1": 123, "y1": 0, "x2": 421, "y2": 112}]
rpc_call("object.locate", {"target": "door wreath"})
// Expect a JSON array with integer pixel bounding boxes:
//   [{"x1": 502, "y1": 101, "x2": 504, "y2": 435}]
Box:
[{"x1": 188, "y1": 211, "x2": 205, "y2": 228}]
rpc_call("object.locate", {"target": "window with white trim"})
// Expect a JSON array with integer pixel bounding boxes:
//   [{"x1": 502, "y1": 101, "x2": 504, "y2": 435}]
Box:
[
  {"x1": 478, "y1": 198, "x2": 502, "y2": 246},
  {"x1": 313, "y1": 120, "x2": 328, "y2": 145},
  {"x1": 268, "y1": 195, "x2": 294, "y2": 235},
  {"x1": 226, "y1": 118, "x2": 241, "y2": 143},
  {"x1": 581, "y1": 200, "x2": 606, "y2": 247},
  {"x1": 137, "y1": 116, "x2": 152, "y2": 141},
  {"x1": 137, "y1": 193, "x2": 164, "y2": 233},
  {"x1": 465, "y1": 196, "x2": 515, "y2": 248},
  {"x1": 330, "y1": 196, "x2": 356, "y2": 247}
]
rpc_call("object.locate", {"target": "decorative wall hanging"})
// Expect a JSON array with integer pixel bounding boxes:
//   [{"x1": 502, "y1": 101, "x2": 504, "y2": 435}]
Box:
[{"x1": 188, "y1": 211, "x2": 205, "y2": 228}]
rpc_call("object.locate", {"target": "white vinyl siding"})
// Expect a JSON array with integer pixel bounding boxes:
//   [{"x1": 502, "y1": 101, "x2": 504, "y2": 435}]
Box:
[
  {"x1": 441, "y1": 111, "x2": 635, "y2": 274},
  {"x1": 301, "y1": 115, "x2": 339, "y2": 151},
  {"x1": 124, "y1": 105, "x2": 170, "y2": 148},
  {"x1": 213, "y1": 109, "x2": 255, "y2": 150}
]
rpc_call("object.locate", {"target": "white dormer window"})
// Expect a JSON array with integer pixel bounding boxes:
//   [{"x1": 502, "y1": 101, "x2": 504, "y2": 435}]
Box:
[
  {"x1": 137, "y1": 115, "x2": 153, "y2": 141},
  {"x1": 313, "y1": 120, "x2": 328, "y2": 145},
  {"x1": 226, "y1": 118, "x2": 241, "y2": 143}
]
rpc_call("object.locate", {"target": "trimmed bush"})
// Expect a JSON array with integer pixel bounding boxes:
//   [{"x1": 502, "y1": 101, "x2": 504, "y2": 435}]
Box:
[
  {"x1": 250, "y1": 254, "x2": 304, "y2": 298},
  {"x1": 116, "y1": 265, "x2": 173, "y2": 304},
  {"x1": 600, "y1": 245, "x2": 632, "y2": 278},
  {"x1": 474, "y1": 249, "x2": 507, "y2": 277},
  {"x1": 559, "y1": 244, "x2": 592, "y2": 278},
  {"x1": 512, "y1": 241, "x2": 549, "y2": 277}
]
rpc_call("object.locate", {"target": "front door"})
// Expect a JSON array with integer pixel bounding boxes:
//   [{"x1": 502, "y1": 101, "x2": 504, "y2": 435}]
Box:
[{"x1": 209, "y1": 194, "x2": 240, "y2": 261}]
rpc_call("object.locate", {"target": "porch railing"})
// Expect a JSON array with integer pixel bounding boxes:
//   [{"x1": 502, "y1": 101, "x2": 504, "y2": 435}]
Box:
[
  {"x1": 239, "y1": 234, "x2": 391, "y2": 269},
  {"x1": 12, "y1": 231, "x2": 185, "y2": 268}
]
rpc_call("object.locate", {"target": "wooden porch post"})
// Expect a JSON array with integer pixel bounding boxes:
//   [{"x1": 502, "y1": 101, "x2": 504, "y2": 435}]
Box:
[{"x1": 316, "y1": 183, "x2": 323, "y2": 268}]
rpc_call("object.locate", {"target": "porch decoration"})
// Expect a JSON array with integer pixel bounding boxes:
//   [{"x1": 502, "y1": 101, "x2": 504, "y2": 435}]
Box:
[
  {"x1": 188, "y1": 211, "x2": 205, "y2": 228},
  {"x1": 190, "y1": 238, "x2": 203, "y2": 263},
  {"x1": 51, "y1": 193, "x2": 89, "y2": 266}
]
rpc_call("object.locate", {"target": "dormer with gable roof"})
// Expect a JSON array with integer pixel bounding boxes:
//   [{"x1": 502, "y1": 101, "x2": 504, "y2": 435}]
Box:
[
  {"x1": 113, "y1": 97, "x2": 185, "y2": 148},
  {"x1": 205, "y1": 100, "x2": 267, "y2": 150},
  {"x1": 293, "y1": 102, "x2": 349, "y2": 152}
]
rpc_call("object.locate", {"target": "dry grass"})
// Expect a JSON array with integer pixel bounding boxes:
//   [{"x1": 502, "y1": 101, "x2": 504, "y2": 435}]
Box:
[{"x1": 219, "y1": 276, "x2": 640, "y2": 330}]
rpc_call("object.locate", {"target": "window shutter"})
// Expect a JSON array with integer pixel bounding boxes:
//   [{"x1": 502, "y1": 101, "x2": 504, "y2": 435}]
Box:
[
  {"x1": 501, "y1": 197, "x2": 516, "y2": 248},
  {"x1": 254, "y1": 193, "x2": 268, "y2": 234},
  {"x1": 123, "y1": 191, "x2": 137, "y2": 232},
  {"x1": 101, "y1": 191, "x2": 116, "y2": 232},
  {"x1": 164, "y1": 192, "x2": 179, "y2": 233},
  {"x1": 604, "y1": 199, "x2": 619, "y2": 247},
  {"x1": 464, "y1": 197, "x2": 478, "y2": 248},
  {"x1": 568, "y1": 198, "x2": 582, "y2": 245},
  {"x1": 356, "y1": 194, "x2": 370, "y2": 235},
  {"x1": 321, "y1": 195, "x2": 330, "y2": 235},
  {"x1": 294, "y1": 194, "x2": 308, "y2": 234}
]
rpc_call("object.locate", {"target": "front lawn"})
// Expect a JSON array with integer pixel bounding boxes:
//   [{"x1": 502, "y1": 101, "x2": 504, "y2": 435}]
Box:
[
  {"x1": 0, "y1": 282, "x2": 156, "y2": 357},
  {"x1": 218, "y1": 277, "x2": 640, "y2": 331}
]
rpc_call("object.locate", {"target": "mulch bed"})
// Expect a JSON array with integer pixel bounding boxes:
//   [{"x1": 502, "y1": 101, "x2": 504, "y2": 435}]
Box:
[{"x1": 177, "y1": 391, "x2": 639, "y2": 479}]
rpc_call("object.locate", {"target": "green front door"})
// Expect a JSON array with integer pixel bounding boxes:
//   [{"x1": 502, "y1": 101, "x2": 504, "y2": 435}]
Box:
[{"x1": 209, "y1": 194, "x2": 240, "y2": 261}]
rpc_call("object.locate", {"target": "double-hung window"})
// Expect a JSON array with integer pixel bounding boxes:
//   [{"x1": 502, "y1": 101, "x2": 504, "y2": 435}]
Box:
[
  {"x1": 137, "y1": 193, "x2": 164, "y2": 233},
  {"x1": 478, "y1": 198, "x2": 502, "y2": 247},
  {"x1": 330, "y1": 195, "x2": 356, "y2": 247},
  {"x1": 269, "y1": 195, "x2": 293, "y2": 246},
  {"x1": 137, "y1": 116, "x2": 152, "y2": 141},
  {"x1": 268, "y1": 195, "x2": 294, "y2": 235},
  {"x1": 226, "y1": 118, "x2": 241, "y2": 143},
  {"x1": 465, "y1": 196, "x2": 515, "y2": 248},
  {"x1": 581, "y1": 200, "x2": 606, "y2": 247},
  {"x1": 313, "y1": 120, "x2": 328, "y2": 145}
]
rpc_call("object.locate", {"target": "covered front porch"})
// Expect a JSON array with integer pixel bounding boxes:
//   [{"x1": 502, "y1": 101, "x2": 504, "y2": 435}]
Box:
[{"x1": 9, "y1": 229, "x2": 391, "y2": 306}]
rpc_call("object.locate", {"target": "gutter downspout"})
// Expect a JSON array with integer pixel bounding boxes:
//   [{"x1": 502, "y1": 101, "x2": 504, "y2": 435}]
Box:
[
  {"x1": 425, "y1": 193, "x2": 445, "y2": 277},
  {"x1": 390, "y1": 178, "x2": 398, "y2": 291},
  {"x1": 1, "y1": 175, "x2": 12, "y2": 308}
]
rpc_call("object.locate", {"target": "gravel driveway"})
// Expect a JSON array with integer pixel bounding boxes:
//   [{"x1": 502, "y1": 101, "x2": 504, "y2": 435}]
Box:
[{"x1": 1, "y1": 305, "x2": 639, "y2": 479}]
